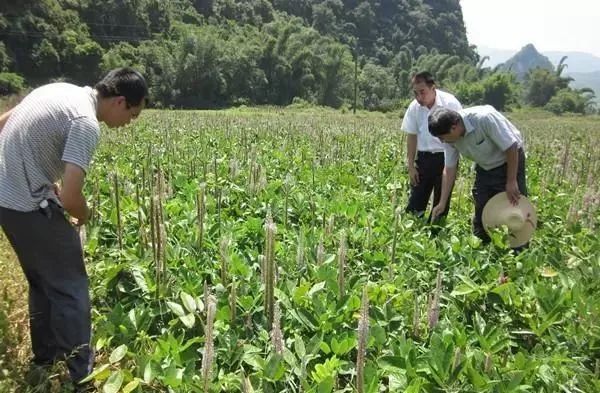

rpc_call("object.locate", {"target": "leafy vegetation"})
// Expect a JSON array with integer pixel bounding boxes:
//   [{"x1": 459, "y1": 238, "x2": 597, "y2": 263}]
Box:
[{"x1": 3, "y1": 108, "x2": 598, "y2": 392}]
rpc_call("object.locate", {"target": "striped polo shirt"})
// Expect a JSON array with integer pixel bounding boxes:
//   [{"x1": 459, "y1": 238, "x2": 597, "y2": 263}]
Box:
[{"x1": 0, "y1": 83, "x2": 100, "y2": 212}]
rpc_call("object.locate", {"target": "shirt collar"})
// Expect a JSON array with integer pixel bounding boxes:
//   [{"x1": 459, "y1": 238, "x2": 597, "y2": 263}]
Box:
[
  {"x1": 85, "y1": 86, "x2": 99, "y2": 118},
  {"x1": 462, "y1": 113, "x2": 475, "y2": 135},
  {"x1": 433, "y1": 90, "x2": 442, "y2": 108}
]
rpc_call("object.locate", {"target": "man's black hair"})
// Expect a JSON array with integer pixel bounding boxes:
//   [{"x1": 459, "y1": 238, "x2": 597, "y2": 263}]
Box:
[
  {"x1": 95, "y1": 67, "x2": 148, "y2": 107},
  {"x1": 412, "y1": 71, "x2": 436, "y2": 87},
  {"x1": 428, "y1": 107, "x2": 461, "y2": 137}
]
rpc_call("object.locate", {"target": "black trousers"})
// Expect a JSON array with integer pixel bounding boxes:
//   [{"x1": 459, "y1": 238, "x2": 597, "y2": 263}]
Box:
[
  {"x1": 0, "y1": 202, "x2": 93, "y2": 383},
  {"x1": 405, "y1": 151, "x2": 450, "y2": 221},
  {"x1": 472, "y1": 149, "x2": 528, "y2": 243}
]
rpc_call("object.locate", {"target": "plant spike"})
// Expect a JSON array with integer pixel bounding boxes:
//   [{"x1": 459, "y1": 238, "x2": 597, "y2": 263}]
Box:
[
  {"x1": 270, "y1": 301, "x2": 284, "y2": 355},
  {"x1": 264, "y1": 211, "x2": 277, "y2": 327},
  {"x1": 113, "y1": 173, "x2": 123, "y2": 252},
  {"x1": 196, "y1": 184, "x2": 206, "y2": 252},
  {"x1": 201, "y1": 296, "x2": 217, "y2": 392},
  {"x1": 412, "y1": 293, "x2": 420, "y2": 339},
  {"x1": 428, "y1": 269, "x2": 442, "y2": 330},
  {"x1": 337, "y1": 231, "x2": 347, "y2": 300},
  {"x1": 356, "y1": 286, "x2": 369, "y2": 393}
]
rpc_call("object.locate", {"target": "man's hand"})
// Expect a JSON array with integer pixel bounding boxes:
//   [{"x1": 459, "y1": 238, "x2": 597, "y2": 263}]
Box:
[
  {"x1": 431, "y1": 203, "x2": 446, "y2": 221},
  {"x1": 408, "y1": 165, "x2": 420, "y2": 186},
  {"x1": 505, "y1": 180, "x2": 520, "y2": 205},
  {"x1": 52, "y1": 183, "x2": 61, "y2": 198},
  {"x1": 70, "y1": 216, "x2": 86, "y2": 227}
]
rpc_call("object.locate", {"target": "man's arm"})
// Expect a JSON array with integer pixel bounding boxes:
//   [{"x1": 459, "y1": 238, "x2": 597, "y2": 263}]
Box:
[
  {"x1": 431, "y1": 165, "x2": 458, "y2": 220},
  {"x1": 407, "y1": 133, "x2": 419, "y2": 185},
  {"x1": 0, "y1": 108, "x2": 14, "y2": 134},
  {"x1": 60, "y1": 163, "x2": 90, "y2": 225},
  {"x1": 505, "y1": 143, "x2": 520, "y2": 205}
]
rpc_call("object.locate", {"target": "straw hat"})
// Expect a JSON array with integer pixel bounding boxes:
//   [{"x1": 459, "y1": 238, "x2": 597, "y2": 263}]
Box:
[{"x1": 482, "y1": 192, "x2": 537, "y2": 248}]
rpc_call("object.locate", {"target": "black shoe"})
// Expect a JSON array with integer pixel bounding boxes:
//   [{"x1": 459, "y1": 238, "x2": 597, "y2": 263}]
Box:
[{"x1": 24, "y1": 363, "x2": 51, "y2": 391}]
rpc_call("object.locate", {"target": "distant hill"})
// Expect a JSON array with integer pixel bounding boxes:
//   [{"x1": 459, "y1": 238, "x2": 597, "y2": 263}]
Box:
[
  {"x1": 544, "y1": 52, "x2": 600, "y2": 73},
  {"x1": 477, "y1": 46, "x2": 600, "y2": 73},
  {"x1": 476, "y1": 45, "x2": 600, "y2": 102},
  {"x1": 497, "y1": 44, "x2": 553, "y2": 80},
  {"x1": 569, "y1": 71, "x2": 600, "y2": 102}
]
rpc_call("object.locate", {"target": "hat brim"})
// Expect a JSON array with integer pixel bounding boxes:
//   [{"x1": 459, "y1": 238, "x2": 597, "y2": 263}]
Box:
[{"x1": 482, "y1": 192, "x2": 537, "y2": 248}]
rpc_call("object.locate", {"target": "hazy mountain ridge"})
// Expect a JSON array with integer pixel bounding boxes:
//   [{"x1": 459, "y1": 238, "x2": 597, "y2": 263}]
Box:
[
  {"x1": 477, "y1": 45, "x2": 600, "y2": 101},
  {"x1": 477, "y1": 45, "x2": 600, "y2": 73},
  {"x1": 496, "y1": 44, "x2": 553, "y2": 80}
]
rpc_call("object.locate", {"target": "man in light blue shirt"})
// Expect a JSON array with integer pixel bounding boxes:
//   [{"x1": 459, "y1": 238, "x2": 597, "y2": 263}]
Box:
[{"x1": 427, "y1": 105, "x2": 528, "y2": 246}]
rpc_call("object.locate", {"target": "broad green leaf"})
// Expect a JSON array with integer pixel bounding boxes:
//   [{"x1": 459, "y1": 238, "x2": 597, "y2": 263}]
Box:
[
  {"x1": 109, "y1": 344, "x2": 128, "y2": 364},
  {"x1": 122, "y1": 379, "x2": 141, "y2": 393},
  {"x1": 102, "y1": 370, "x2": 124, "y2": 393},
  {"x1": 468, "y1": 364, "x2": 488, "y2": 389},
  {"x1": 128, "y1": 309, "x2": 138, "y2": 330},
  {"x1": 294, "y1": 335, "x2": 306, "y2": 358},
  {"x1": 308, "y1": 281, "x2": 326, "y2": 297},
  {"x1": 378, "y1": 356, "x2": 405, "y2": 370},
  {"x1": 195, "y1": 297, "x2": 205, "y2": 312},
  {"x1": 180, "y1": 292, "x2": 197, "y2": 313},
  {"x1": 131, "y1": 269, "x2": 148, "y2": 293},
  {"x1": 179, "y1": 313, "x2": 195, "y2": 329},
  {"x1": 264, "y1": 354, "x2": 285, "y2": 381},
  {"x1": 317, "y1": 376, "x2": 334, "y2": 393},
  {"x1": 541, "y1": 266, "x2": 558, "y2": 277},
  {"x1": 95, "y1": 337, "x2": 107, "y2": 351},
  {"x1": 79, "y1": 364, "x2": 110, "y2": 383},
  {"x1": 143, "y1": 361, "x2": 154, "y2": 384},
  {"x1": 163, "y1": 366, "x2": 183, "y2": 387},
  {"x1": 166, "y1": 301, "x2": 186, "y2": 317},
  {"x1": 451, "y1": 284, "x2": 475, "y2": 296}
]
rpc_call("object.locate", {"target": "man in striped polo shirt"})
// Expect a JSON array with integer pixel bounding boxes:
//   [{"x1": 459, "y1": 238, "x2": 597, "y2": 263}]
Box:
[
  {"x1": 0, "y1": 68, "x2": 147, "y2": 390},
  {"x1": 401, "y1": 72, "x2": 462, "y2": 222}
]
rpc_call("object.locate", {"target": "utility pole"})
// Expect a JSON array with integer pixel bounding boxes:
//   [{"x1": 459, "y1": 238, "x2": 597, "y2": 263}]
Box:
[{"x1": 353, "y1": 39, "x2": 358, "y2": 114}]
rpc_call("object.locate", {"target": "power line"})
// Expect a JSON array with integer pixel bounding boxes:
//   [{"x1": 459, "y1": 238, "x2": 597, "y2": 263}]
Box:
[
  {"x1": 0, "y1": 30, "x2": 151, "y2": 42},
  {"x1": 1, "y1": 14, "x2": 151, "y2": 29}
]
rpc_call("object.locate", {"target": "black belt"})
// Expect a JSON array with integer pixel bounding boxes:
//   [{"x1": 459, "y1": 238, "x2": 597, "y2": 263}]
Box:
[{"x1": 417, "y1": 151, "x2": 444, "y2": 156}]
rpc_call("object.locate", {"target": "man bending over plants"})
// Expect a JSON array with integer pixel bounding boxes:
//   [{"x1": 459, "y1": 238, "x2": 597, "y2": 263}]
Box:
[
  {"x1": 0, "y1": 68, "x2": 147, "y2": 391},
  {"x1": 428, "y1": 105, "x2": 528, "y2": 248}
]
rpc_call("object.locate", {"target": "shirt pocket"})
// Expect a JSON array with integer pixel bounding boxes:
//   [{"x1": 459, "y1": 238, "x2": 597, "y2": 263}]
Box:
[{"x1": 468, "y1": 131, "x2": 496, "y2": 160}]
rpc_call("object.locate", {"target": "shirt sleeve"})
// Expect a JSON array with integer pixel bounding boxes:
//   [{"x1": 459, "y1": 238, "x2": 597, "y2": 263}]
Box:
[
  {"x1": 62, "y1": 117, "x2": 100, "y2": 173},
  {"x1": 448, "y1": 96, "x2": 463, "y2": 111},
  {"x1": 401, "y1": 104, "x2": 418, "y2": 134},
  {"x1": 482, "y1": 109, "x2": 519, "y2": 151},
  {"x1": 444, "y1": 143, "x2": 460, "y2": 168}
]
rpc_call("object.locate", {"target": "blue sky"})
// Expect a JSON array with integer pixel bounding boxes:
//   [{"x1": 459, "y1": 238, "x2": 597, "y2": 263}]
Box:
[{"x1": 460, "y1": 0, "x2": 600, "y2": 56}]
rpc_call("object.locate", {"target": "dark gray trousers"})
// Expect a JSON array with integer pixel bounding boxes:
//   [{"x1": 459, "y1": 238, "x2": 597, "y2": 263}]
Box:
[
  {"x1": 405, "y1": 151, "x2": 450, "y2": 222},
  {"x1": 472, "y1": 149, "x2": 528, "y2": 243},
  {"x1": 0, "y1": 202, "x2": 93, "y2": 383}
]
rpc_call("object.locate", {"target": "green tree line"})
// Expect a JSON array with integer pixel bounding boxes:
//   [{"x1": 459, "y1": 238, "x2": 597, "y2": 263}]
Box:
[{"x1": 0, "y1": 0, "x2": 596, "y2": 114}]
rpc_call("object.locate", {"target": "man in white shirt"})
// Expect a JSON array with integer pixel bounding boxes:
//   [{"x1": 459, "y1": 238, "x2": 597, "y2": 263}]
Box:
[
  {"x1": 428, "y1": 105, "x2": 528, "y2": 246},
  {"x1": 401, "y1": 72, "x2": 462, "y2": 222}
]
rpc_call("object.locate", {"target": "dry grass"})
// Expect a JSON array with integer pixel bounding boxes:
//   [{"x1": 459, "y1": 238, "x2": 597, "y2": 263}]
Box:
[
  {"x1": 0, "y1": 233, "x2": 30, "y2": 390},
  {"x1": 0, "y1": 235, "x2": 81, "y2": 392}
]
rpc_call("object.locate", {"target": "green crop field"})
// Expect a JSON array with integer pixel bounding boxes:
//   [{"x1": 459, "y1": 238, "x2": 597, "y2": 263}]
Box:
[{"x1": 1, "y1": 109, "x2": 599, "y2": 392}]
